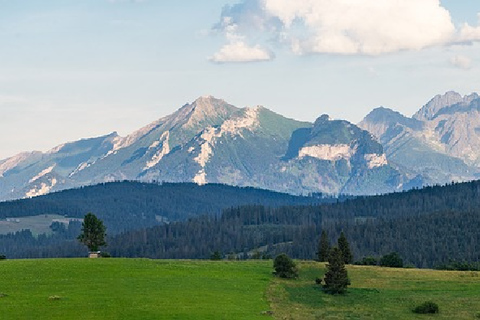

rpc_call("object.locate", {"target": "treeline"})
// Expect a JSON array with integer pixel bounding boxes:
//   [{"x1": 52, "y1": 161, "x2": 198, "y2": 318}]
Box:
[
  {"x1": 0, "y1": 181, "x2": 325, "y2": 234},
  {"x1": 2, "y1": 180, "x2": 480, "y2": 267},
  {"x1": 0, "y1": 222, "x2": 86, "y2": 259},
  {"x1": 107, "y1": 205, "x2": 480, "y2": 268},
  {"x1": 108, "y1": 205, "x2": 322, "y2": 259}
]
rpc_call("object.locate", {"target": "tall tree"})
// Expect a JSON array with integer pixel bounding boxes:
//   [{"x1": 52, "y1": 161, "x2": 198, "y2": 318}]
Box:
[
  {"x1": 323, "y1": 247, "x2": 350, "y2": 294},
  {"x1": 317, "y1": 230, "x2": 331, "y2": 262},
  {"x1": 337, "y1": 231, "x2": 353, "y2": 264},
  {"x1": 77, "y1": 213, "x2": 107, "y2": 252}
]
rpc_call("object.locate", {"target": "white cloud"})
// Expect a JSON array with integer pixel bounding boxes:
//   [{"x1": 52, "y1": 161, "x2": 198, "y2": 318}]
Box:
[
  {"x1": 458, "y1": 13, "x2": 480, "y2": 43},
  {"x1": 210, "y1": 16, "x2": 274, "y2": 63},
  {"x1": 210, "y1": 41, "x2": 273, "y2": 63},
  {"x1": 213, "y1": 0, "x2": 480, "y2": 59},
  {"x1": 450, "y1": 55, "x2": 472, "y2": 70}
]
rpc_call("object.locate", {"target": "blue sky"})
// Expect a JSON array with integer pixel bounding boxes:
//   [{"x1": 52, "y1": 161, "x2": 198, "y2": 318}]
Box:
[{"x1": 1, "y1": 0, "x2": 480, "y2": 159}]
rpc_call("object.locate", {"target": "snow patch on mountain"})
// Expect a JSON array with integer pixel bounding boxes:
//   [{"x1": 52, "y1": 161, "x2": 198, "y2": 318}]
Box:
[
  {"x1": 25, "y1": 178, "x2": 57, "y2": 198},
  {"x1": 145, "y1": 131, "x2": 171, "y2": 169},
  {"x1": 29, "y1": 165, "x2": 55, "y2": 183},
  {"x1": 364, "y1": 154, "x2": 388, "y2": 169},
  {"x1": 299, "y1": 144, "x2": 356, "y2": 162}
]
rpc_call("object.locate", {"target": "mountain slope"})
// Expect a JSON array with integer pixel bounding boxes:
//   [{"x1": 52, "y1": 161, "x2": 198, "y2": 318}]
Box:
[
  {"x1": 0, "y1": 96, "x2": 406, "y2": 199},
  {"x1": 358, "y1": 92, "x2": 480, "y2": 186}
]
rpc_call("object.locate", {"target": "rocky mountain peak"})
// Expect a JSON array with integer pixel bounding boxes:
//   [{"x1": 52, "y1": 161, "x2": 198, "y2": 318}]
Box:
[
  {"x1": 413, "y1": 91, "x2": 474, "y2": 121},
  {"x1": 168, "y1": 96, "x2": 239, "y2": 129}
]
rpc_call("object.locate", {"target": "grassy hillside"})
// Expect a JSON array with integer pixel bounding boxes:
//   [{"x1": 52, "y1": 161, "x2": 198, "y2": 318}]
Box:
[
  {"x1": 271, "y1": 262, "x2": 480, "y2": 319},
  {"x1": 1, "y1": 259, "x2": 480, "y2": 319}
]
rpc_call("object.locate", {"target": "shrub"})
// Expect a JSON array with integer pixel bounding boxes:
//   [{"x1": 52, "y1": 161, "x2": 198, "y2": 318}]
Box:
[
  {"x1": 273, "y1": 253, "x2": 298, "y2": 279},
  {"x1": 379, "y1": 252, "x2": 403, "y2": 268},
  {"x1": 0, "y1": 255, "x2": 6, "y2": 260},
  {"x1": 355, "y1": 256, "x2": 377, "y2": 266},
  {"x1": 413, "y1": 301, "x2": 439, "y2": 314},
  {"x1": 100, "y1": 251, "x2": 111, "y2": 258},
  {"x1": 210, "y1": 251, "x2": 222, "y2": 260}
]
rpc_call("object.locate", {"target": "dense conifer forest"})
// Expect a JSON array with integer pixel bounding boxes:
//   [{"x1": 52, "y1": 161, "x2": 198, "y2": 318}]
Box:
[
  {"x1": 1, "y1": 180, "x2": 480, "y2": 267},
  {"x1": 0, "y1": 181, "x2": 324, "y2": 233}
]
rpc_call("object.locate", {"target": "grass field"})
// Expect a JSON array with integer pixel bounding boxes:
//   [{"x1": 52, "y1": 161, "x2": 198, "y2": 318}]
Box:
[
  {"x1": 0, "y1": 259, "x2": 272, "y2": 320},
  {"x1": 1, "y1": 259, "x2": 480, "y2": 319},
  {"x1": 270, "y1": 261, "x2": 480, "y2": 319},
  {"x1": 0, "y1": 214, "x2": 74, "y2": 235}
]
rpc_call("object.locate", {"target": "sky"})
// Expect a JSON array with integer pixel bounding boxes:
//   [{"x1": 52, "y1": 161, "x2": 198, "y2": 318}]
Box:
[{"x1": 1, "y1": 0, "x2": 480, "y2": 160}]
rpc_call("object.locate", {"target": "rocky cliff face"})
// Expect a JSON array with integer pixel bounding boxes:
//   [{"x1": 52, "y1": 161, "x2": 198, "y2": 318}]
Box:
[
  {"x1": 358, "y1": 91, "x2": 480, "y2": 186},
  {"x1": 0, "y1": 96, "x2": 405, "y2": 200}
]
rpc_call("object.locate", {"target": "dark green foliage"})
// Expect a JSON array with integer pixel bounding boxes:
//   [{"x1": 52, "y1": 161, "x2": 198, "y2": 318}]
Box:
[
  {"x1": 380, "y1": 252, "x2": 404, "y2": 268},
  {"x1": 413, "y1": 301, "x2": 439, "y2": 314},
  {"x1": 337, "y1": 232, "x2": 353, "y2": 264},
  {"x1": 4, "y1": 179, "x2": 480, "y2": 266},
  {"x1": 210, "y1": 251, "x2": 222, "y2": 260},
  {"x1": 100, "y1": 251, "x2": 111, "y2": 258},
  {"x1": 0, "y1": 181, "x2": 323, "y2": 235},
  {"x1": 317, "y1": 230, "x2": 331, "y2": 262},
  {"x1": 355, "y1": 256, "x2": 378, "y2": 266},
  {"x1": 436, "y1": 261, "x2": 480, "y2": 271},
  {"x1": 0, "y1": 255, "x2": 6, "y2": 260},
  {"x1": 323, "y1": 247, "x2": 350, "y2": 294},
  {"x1": 273, "y1": 253, "x2": 298, "y2": 279},
  {"x1": 77, "y1": 213, "x2": 107, "y2": 252}
]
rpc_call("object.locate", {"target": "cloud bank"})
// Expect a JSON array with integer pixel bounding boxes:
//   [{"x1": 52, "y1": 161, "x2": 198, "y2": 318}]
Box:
[{"x1": 211, "y1": 0, "x2": 480, "y2": 62}]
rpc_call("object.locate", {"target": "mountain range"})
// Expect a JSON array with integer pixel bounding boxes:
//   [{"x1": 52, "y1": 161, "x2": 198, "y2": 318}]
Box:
[{"x1": 1, "y1": 91, "x2": 480, "y2": 200}]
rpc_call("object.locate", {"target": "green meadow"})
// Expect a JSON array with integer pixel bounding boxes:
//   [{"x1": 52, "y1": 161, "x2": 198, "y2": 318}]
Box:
[
  {"x1": 1, "y1": 259, "x2": 480, "y2": 319},
  {"x1": 0, "y1": 214, "x2": 70, "y2": 236}
]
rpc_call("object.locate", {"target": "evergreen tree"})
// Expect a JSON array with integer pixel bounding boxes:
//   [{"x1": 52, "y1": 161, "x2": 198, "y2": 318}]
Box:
[
  {"x1": 77, "y1": 213, "x2": 107, "y2": 252},
  {"x1": 317, "y1": 230, "x2": 331, "y2": 262},
  {"x1": 337, "y1": 231, "x2": 353, "y2": 264},
  {"x1": 323, "y1": 247, "x2": 350, "y2": 294}
]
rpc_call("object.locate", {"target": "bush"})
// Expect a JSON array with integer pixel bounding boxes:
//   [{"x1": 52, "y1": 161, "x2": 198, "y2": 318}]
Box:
[
  {"x1": 413, "y1": 301, "x2": 439, "y2": 314},
  {"x1": 379, "y1": 252, "x2": 403, "y2": 268},
  {"x1": 354, "y1": 256, "x2": 377, "y2": 266},
  {"x1": 273, "y1": 253, "x2": 298, "y2": 279},
  {"x1": 210, "y1": 251, "x2": 222, "y2": 260},
  {"x1": 0, "y1": 255, "x2": 6, "y2": 260},
  {"x1": 100, "y1": 251, "x2": 111, "y2": 258}
]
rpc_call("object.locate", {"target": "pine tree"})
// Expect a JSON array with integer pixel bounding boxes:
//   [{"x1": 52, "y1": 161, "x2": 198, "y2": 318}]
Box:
[
  {"x1": 323, "y1": 247, "x2": 350, "y2": 294},
  {"x1": 337, "y1": 231, "x2": 353, "y2": 264},
  {"x1": 77, "y1": 213, "x2": 107, "y2": 252},
  {"x1": 317, "y1": 230, "x2": 331, "y2": 262}
]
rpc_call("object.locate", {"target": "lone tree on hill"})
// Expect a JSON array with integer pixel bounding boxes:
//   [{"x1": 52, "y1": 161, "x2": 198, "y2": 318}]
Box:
[
  {"x1": 273, "y1": 253, "x2": 298, "y2": 279},
  {"x1": 337, "y1": 231, "x2": 353, "y2": 264},
  {"x1": 317, "y1": 230, "x2": 331, "y2": 262},
  {"x1": 323, "y1": 247, "x2": 350, "y2": 294},
  {"x1": 78, "y1": 213, "x2": 107, "y2": 252}
]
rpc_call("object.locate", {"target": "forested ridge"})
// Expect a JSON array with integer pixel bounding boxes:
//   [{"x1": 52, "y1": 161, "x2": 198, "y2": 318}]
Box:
[
  {"x1": 1, "y1": 180, "x2": 480, "y2": 267},
  {"x1": 0, "y1": 181, "x2": 324, "y2": 233}
]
